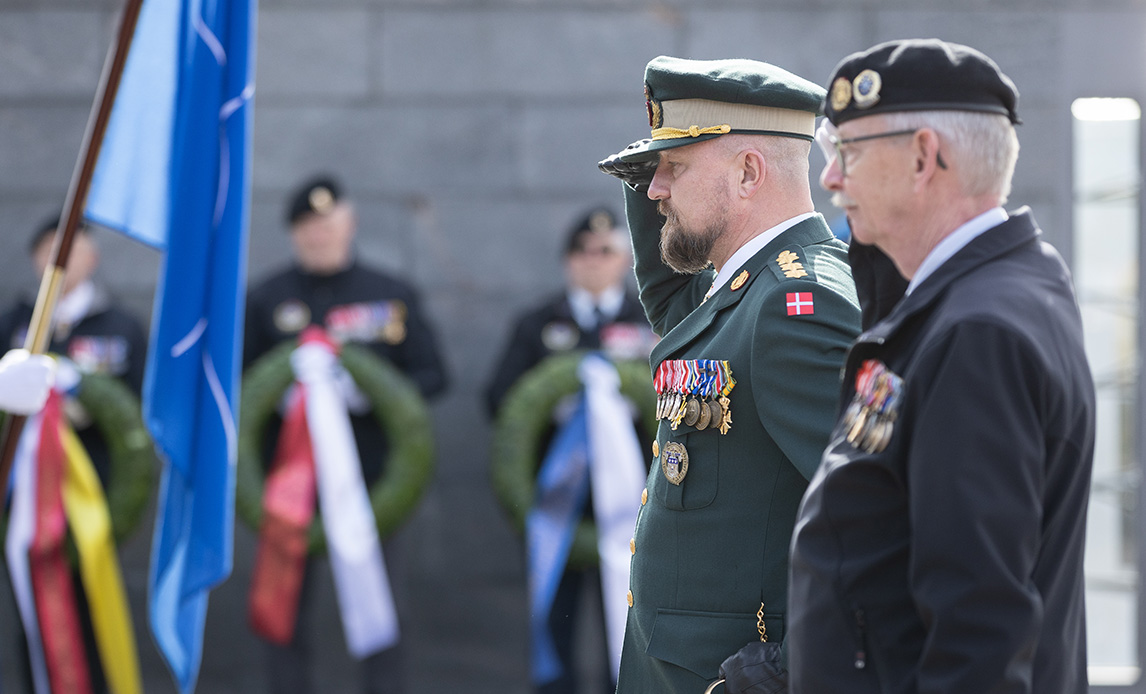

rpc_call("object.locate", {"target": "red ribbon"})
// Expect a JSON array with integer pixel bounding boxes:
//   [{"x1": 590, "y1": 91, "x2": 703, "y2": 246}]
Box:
[
  {"x1": 248, "y1": 387, "x2": 318, "y2": 645},
  {"x1": 29, "y1": 390, "x2": 94, "y2": 694}
]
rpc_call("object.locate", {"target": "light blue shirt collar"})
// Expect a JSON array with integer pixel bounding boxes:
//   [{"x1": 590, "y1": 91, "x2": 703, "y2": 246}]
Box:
[{"x1": 906, "y1": 207, "x2": 1008, "y2": 295}]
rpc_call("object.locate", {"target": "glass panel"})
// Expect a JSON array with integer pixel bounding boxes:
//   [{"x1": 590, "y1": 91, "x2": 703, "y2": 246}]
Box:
[{"x1": 1074, "y1": 97, "x2": 1142, "y2": 687}]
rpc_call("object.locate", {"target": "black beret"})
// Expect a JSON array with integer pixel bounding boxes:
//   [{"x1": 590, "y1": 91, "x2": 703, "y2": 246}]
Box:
[
  {"x1": 286, "y1": 175, "x2": 343, "y2": 226},
  {"x1": 824, "y1": 39, "x2": 1020, "y2": 126},
  {"x1": 564, "y1": 207, "x2": 618, "y2": 255},
  {"x1": 616, "y1": 56, "x2": 827, "y2": 163}
]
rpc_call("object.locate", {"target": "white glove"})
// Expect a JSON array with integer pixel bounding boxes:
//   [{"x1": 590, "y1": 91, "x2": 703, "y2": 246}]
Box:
[{"x1": 0, "y1": 349, "x2": 57, "y2": 415}]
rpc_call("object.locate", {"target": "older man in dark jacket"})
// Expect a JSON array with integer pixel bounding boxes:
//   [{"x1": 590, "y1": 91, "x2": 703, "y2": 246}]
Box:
[{"x1": 788, "y1": 40, "x2": 1095, "y2": 694}]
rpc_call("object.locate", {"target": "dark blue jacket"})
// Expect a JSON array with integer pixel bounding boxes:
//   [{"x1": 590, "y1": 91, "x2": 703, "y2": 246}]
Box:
[{"x1": 789, "y1": 209, "x2": 1095, "y2": 694}]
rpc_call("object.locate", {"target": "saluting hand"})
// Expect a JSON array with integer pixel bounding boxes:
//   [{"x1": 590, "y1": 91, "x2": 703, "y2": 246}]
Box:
[{"x1": 598, "y1": 139, "x2": 657, "y2": 193}]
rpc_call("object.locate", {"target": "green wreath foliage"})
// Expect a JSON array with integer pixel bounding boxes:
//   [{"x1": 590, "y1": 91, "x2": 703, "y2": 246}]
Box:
[
  {"x1": 236, "y1": 340, "x2": 435, "y2": 554},
  {"x1": 76, "y1": 371, "x2": 156, "y2": 545},
  {"x1": 490, "y1": 352, "x2": 656, "y2": 569},
  {"x1": 0, "y1": 371, "x2": 155, "y2": 547}
]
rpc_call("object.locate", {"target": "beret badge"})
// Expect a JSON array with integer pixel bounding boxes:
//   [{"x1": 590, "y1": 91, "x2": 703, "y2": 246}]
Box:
[
  {"x1": 829, "y1": 77, "x2": 852, "y2": 112},
  {"x1": 308, "y1": 186, "x2": 335, "y2": 214},
  {"x1": 852, "y1": 69, "x2": 882, "y2": 109},
  {"x1": 589, "y1": 210, "x2": 612, "y2": 232}
]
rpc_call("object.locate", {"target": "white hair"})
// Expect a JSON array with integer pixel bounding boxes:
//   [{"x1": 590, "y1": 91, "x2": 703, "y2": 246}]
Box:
[{"x1": 880, "y1": 110, "x2": 1019, "y2": 204}]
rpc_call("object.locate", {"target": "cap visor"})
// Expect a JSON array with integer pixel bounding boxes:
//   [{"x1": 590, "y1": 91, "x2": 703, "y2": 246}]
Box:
[{"x1": 616, "y1": 133, "x2": 725, "y2": 163}]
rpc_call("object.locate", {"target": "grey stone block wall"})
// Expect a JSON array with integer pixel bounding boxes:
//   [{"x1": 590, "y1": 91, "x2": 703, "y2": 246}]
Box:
[{"x1": 0, "y1": 2, "x2": 1144, "y2": 692}]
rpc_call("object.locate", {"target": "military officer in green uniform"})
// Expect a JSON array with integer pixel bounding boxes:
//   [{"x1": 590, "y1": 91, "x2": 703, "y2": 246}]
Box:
[{"x1": 598, "y1": 57, "x2": 862, "y2": 693}]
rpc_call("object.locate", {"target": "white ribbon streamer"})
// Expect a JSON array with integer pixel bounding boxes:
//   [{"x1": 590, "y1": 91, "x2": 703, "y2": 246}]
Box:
[
  {"x1": 290, "y1": 342, "x2": 399, "y2": 658},
  {"x1": 579, "y1": 354, "x2": 646, "y2": 681},
  {"x1": 5, "y1": 413, "x2": 51, "y2": 694}
]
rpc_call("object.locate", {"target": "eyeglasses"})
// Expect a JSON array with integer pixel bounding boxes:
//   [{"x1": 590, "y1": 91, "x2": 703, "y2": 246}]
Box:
[{"x1": 827, "y1": 128, "x2": 947, "y2": 177}]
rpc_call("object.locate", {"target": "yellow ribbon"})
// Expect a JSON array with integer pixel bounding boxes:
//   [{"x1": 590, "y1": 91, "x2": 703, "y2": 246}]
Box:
[
  {"x1": 60, "y1": 419, "x2": 142, "y2": 694},
  {"x1": 650, "y1": 123, "x2": 731, "y2": 140}
]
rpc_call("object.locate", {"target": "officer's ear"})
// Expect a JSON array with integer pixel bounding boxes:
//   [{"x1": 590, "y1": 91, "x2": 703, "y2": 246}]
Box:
[{"x1": 737, "y1": 148, "x2": 766, "y2": 199}]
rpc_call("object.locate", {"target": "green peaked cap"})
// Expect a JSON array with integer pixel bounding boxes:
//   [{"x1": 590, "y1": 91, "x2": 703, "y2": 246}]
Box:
[{"x1": 616, "y1": 56, "x2": 827, "y2": 164}]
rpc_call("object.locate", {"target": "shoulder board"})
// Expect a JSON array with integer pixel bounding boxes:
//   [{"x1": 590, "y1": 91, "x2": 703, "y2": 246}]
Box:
[{"x1": 767, "y1": 244, "x2": 817, "y2": 283}]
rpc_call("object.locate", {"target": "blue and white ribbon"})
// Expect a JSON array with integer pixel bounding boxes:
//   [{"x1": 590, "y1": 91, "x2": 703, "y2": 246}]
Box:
[
  {"x1": 527, "y1": 353, "x2": 646, "y2": 685},
  {"x1": 526, "y1": 396, "x2": 590, "y2": 684}
]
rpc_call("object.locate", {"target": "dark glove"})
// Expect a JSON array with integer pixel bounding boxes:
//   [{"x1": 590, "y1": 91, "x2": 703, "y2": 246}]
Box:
[
  {"x1": 718, "y1": 641, "x2": 788, "y2": 694},
  {"x1": 597, "y1": 139, "x2": 657, "y2": 192}
]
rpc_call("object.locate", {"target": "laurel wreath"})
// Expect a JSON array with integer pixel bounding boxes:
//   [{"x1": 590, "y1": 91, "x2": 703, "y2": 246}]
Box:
[
  {"x1": 235, "y1": 341, "x2": 435, "y2": 554},
  {"x1": 77, "y1": 371, "x2": 156, "y2": 544},
  {"x1": 0, "y1": 372, "x2": 156, "y2": 546},
  {"x1": 489, "y1": 352, "x2": 656, "y2": 569}
]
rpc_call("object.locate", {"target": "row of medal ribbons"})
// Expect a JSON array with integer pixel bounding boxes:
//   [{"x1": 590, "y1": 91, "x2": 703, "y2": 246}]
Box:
[{"x1": 654, "y1": 359, "x2": 735, "y2": 435}]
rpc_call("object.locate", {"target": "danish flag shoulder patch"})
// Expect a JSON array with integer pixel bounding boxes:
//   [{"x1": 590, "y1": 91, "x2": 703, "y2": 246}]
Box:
[{"x1": 786, "y1": 292, "x2": 815, "y2": 316}]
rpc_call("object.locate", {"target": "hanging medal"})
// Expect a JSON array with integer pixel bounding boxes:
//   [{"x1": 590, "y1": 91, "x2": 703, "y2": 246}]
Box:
[{"x1": 841, "y1": 360, "x2": 903, "y2": 454}]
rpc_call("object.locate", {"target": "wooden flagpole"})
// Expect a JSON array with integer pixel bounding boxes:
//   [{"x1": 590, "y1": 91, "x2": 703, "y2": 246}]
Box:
[{"x1": 0, "y1": 0, "x2": 147, "y2": 496}]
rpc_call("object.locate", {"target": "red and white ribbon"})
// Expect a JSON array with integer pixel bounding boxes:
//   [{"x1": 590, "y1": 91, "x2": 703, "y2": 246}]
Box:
[{"x1": 290, "y1": 336, "x2": 400, "y2": 658}]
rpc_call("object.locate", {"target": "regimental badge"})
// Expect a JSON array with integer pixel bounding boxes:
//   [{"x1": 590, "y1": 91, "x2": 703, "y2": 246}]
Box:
[
  {"x1": 840, "y1": 359, "x2": 903, "y2": 453},
  {"x1": 645, "y1": 84, "x2": 663, "y2": 129},
  {"x1": 786, "y1": 292, "x2": 815, "y2": 316},
  {"x1": 308, "y1": 186, "x2": 335, "y2": 214},
  {"x1": 776, "y1": 250, "x2": 808, "y2": 279},
  {"x1": 661, "y1": 441, "x2": 689, "y2": 485},
  {"x1": 852, "y1": 69, "x2": 882, "y2": 110},
  {"x1": 730, "y1": 270, "x2": 749, "y2": 292},
  {"x1": 541, "y1": 321, "x2": 580, "y2": 352},
  {"x1": 830, "y1": 77, "x2": 853, "y2": 112},
  {"x1": 273, "y1": 300, "x2": 311, "y2": 333}
]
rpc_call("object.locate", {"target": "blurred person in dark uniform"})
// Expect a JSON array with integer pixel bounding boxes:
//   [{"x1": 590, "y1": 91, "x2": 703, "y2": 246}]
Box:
[
  {"x1": 789, "y1": 39, "x2": 1096, "y2": 693},
  {"x1": 485, "y1": 207, "x2": 656, "y2": 694},
  {"x1": 243, "y1": 174, "x2": 448, "y2": 694},
  {"x1": 0, "y1": 217, "x2": 148, "y2": 694},
  {"x1": 245, "y1": 174, "x2": 448, "y2": 480},
  {"x1": 0, "y1": 216, "x2": 148, "y2": 481},
  {"x1": 485, "y1": 207, "x2": 654, "y2": 416}
]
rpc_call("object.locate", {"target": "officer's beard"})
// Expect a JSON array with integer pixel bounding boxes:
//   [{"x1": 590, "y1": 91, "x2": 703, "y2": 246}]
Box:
[{"x1": 659, "y1": 201, "x2": 724, "y2": 275}]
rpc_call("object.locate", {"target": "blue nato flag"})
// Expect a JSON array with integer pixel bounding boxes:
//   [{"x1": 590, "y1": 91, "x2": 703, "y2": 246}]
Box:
[{"x1": 85, "y1": 0, "x2": 256, "y2": 691}]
